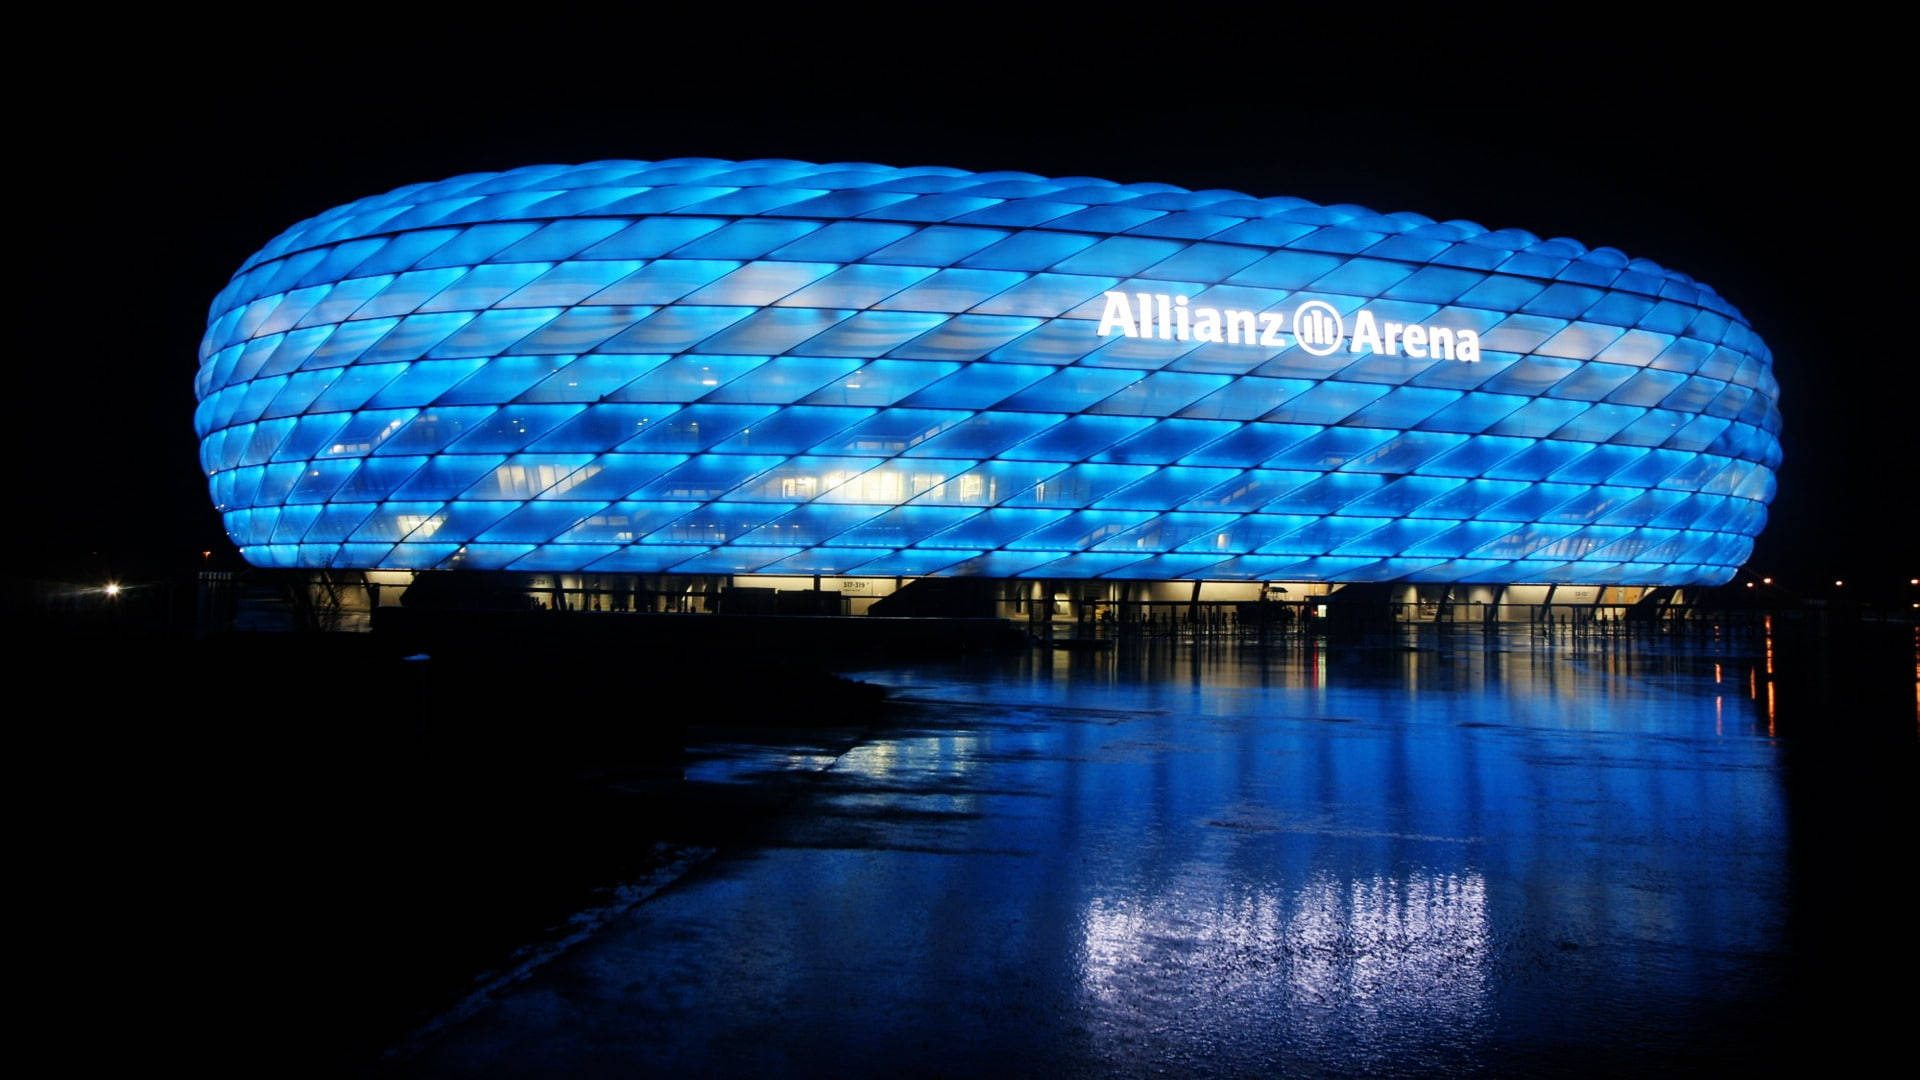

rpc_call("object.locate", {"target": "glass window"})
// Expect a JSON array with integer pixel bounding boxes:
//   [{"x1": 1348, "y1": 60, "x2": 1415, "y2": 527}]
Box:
[
  {"x1": 609, "y1": 403, "x2": 771, "y2": 451},
  {"x1": 427, "y1": 309, "x2": 561, "y2": 359},
  {"x1": 492, "y1": 220, "x2": 629, "y2": 262},
  {"x1": 300, "y1": 501, "x2": 377, "y2": 542},
  {"x1": 1004, "y1": 510, "x2": 1156, "y2": 551},
  {"x1": 527, "y1": 402, "x2": 678, "y2": 451},
  {"x1": 444, "y1": 405, "x2": 589, "y2": 453},
  {"x1": 866, "y1": 225, "x2": 1008, "y2": 266},
  {"x1": 1550, "y1": 443, "x2": 1641, "y2": 485},
  {"x1": 349, "y1": 501, "x2": 451, "y2": 543},
  {"x1": 1093, "y1": 420, "x2": 1239, "y2": 465},
  {"x1": 583, "y1": 546, "x2": 715, "y2": 572},
  {"x1": 811, "y1": 408, "x2": 971, "y2": 457},
  {"x1": 535, "y1": 455, "x2": 686, "y2": 502},
  {"x1": 574, "y1": 217, "x2": 726, "y2": 259},
  {"x1": 1001, "y1": 414, "x2": 1151, "y2": 462},
  {"x1": 555, "y1": 501, "x2": 700, "y2": 543},
  {"x1": 514, "y1": 355, "x2": 666, "y2": 403},
  {"x1": 778, "y1": 263, "x2": 940, "y2": 311},
  {"x1": 666, "y1": 546, "x2": 805, "y2": 575},
  {"x1": 1261, "y1": 517, "x2": 1392, "y2": 556},
  {"x1": 286, "y1": 459, "x2": 359, "y2": 504},
  {"x1": 1089, "y1": 512, "x2": 1231, "y2": 554},
  {"x1": 1224, "y1": 250, "x2": 1343, "y2": 290},
  {"x1": 700, "y1": 355, "x2": 863, "y2": 404},
  {"x1": 671, "y1": 219, "x2": 821, "y2": 259},
  {"x1": 1485, "y1": 398, "x2": 1591, "y2": 439},
  {"x1": 740, "y1": 503, "x2": 889, "y2": 547},
  {"x1": 602, "y1": 356, "x2": 769, "y2": 403},
  {"x1": 996, "y1": 367, "x2": 1144, "y2": 413},
  {"x1": 355, "y1": 312, "x2": 476, "y2": 365},
  {"x1": 893, "y1": 411, "x2": 1060, "y2": 459},
  {"x1": 831, "y1": 505, "x2": 982, "y2": 548},
  {"x1": 1184, "y1": 470, "x2": 1315, "y2": 512},
  {"x1": 509, "y1": 308, "x2": 652, "y2": 355},
  {"x1": 630, "y1": 455, "x2": 786, "y2": 502},
  {"x1": 498, "y1": 261, "x2": 645, "y2": 308},
  {"x1": 1306, "y1": 257, "x2": 1416, "y2": 297},
  {"x1": 346, "y1": 228, "x2": 461, "y2": 277},
  {"x1": 272, "y1": 413, "x2": 352, "y2": 463},
  {"x1": 477, "y1": 500, "x2": 608, "y2": 544},
  {"x1": 375, "y1": 407, "x2": 493, "y2": 455},
  {"x1": 922, "y1": 508, "x2": 1068, "y2": 548},
  {"x1": 1261, "y1": 380, "x2": 1391, "y2": 426},
  {"x1": 1343, "y1": 431, "x2": 1469, "y2": 474},
  {"x1": 364, "y1": 358, "x2": 488, "y2": 409},
  {"x1": 268, "y1": 504, "x2": 324, "y2": 545},
  {"x1": 958, "y1": 231, "x2": 1095, "y2": 272},
  {"x1": 693, "y1": 307, "x2": 853, "y2": 356},
  {"x1": 457, "y1": 454, "x2": 597, "y2": 501},
  {"x1": 1261, "y1": 472, "x2": 1388, "y2": 516},
  {"x1": 1331, "y1": 517, "x2": 1459, "y2": 558},
  {"x1": 355, "y1": 267, "x2": 471, "y2": 319},
  {"x1": 1552, "y1": 403, "x2": 1645, "y2": 443},
  {"x1": 909, "y1": 459, "x2": 1065, "y2": 507},
  {"x1": 412, "y1": 222, "x2": 543, "y2": 269},
  {"x1": 762, "y1": 214, "x2": 918, "y2": 256},
  {"x1": 1341, "y1": 387, "x2": 1461, "y2": 430},
  {"x1": 434, "y1": 356, "x2": 572, "y2": 405},
  {"x1": 1480, "y1": 483, "x2": 1584, "y2": 522},
  {"x1": 683, "y1": 261, "x2": 839, "y2": 306},
  {"x1": 596, "y1": 306, "x2": 754, "y2": 353},
  {"x1": 795, "y1": 359, "x2": 960, "y2": 408},
  {"x1": 708, "y1": 406, "x2": 874, "y2": 454},
  {"x1": 392, "y1": 455, "x2": 507, "y2": 500},
  {"x1": 1051, "y1": 236, "x2": 1184, "y2": 277},
  {"x1": 968, "y1": 273, "x2": 1119, "y2": 319},
  {"x1": 583, "y1": 260, "x2": 739, "y2": 306}
]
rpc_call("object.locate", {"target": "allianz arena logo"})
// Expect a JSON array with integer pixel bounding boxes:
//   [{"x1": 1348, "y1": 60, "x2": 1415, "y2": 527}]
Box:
[{"x1": 1096, "y1": 291, "x2": 1481, "y2": 361}]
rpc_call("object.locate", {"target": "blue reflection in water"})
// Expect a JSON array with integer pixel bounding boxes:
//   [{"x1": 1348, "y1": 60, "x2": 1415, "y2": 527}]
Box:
[
  {"x1": 832, "y1": 632, "x2": 1787, "y2": 1073},
  {"x1": 420, "y1": 628, "x2": 1794, "y2": 1076}
]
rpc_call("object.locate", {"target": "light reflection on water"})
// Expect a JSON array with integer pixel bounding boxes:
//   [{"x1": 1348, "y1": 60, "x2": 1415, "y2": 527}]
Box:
[
  {"x1": 1082, "y1": 869, "x2": 1491, "y2": 1022},
  {"x1": 837, "y1": 628, "x2": 1790, "y2": 1072},
  {"x1": 423, "y1": 626, "x2": 1819, "y2": 1077}
]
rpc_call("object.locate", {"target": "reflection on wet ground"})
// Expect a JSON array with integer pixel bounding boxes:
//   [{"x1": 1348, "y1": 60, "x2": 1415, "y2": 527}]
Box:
[{"x1": 397, "y1": 623, "x2": 1915, "y2": 1077}]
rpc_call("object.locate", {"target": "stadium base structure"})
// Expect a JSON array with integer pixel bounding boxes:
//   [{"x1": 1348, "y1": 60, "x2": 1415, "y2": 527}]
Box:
[{"x1": 254, "y1": 568, "x2": 1685, "y2": 633}]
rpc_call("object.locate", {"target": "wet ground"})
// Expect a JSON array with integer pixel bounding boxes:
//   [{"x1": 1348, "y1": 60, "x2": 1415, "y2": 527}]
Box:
[
  {"x1": 355, "y1": 622, "x2": 1910, "y2": 1077},
  {"x1": 26, "y1": 618, "x2": 1913, "y2": 1075}
]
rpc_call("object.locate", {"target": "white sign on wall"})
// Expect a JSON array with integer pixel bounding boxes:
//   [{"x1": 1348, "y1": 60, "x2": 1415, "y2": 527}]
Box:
[{"x1": 1096, "y1": 291, "x2": 1480, "y2": 361}]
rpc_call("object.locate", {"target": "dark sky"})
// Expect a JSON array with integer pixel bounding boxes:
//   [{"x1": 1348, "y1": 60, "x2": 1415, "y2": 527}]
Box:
[{"x1": 22, "y1": 26, "x2": 1910, "y2": 590}]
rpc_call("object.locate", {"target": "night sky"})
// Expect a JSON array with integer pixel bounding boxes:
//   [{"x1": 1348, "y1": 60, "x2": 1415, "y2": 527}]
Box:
[{"x1": 23, "y1": 28, "x2": 1909, "y2": 593}]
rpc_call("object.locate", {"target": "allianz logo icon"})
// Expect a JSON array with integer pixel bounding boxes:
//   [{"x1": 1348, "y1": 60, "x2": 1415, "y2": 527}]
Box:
[{"x1": 1096, "y1": 291, "x2": 1481, "y2": 361}]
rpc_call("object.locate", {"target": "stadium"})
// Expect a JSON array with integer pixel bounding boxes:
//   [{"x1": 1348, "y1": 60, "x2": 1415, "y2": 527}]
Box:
[{"x1": 193, "y1": 159, "x2": 1780, "y2": 619}]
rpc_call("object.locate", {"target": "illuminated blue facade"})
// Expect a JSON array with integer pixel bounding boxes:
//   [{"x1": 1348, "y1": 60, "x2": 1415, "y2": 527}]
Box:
[{"x1": 195, "y1": 159, "x2": 1780, "y2": 584}]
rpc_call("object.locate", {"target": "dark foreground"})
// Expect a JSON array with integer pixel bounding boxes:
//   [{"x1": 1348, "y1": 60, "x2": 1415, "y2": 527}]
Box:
[{"x1": 24, "y1": 617, "x2": 1917, "y2": 1076}]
